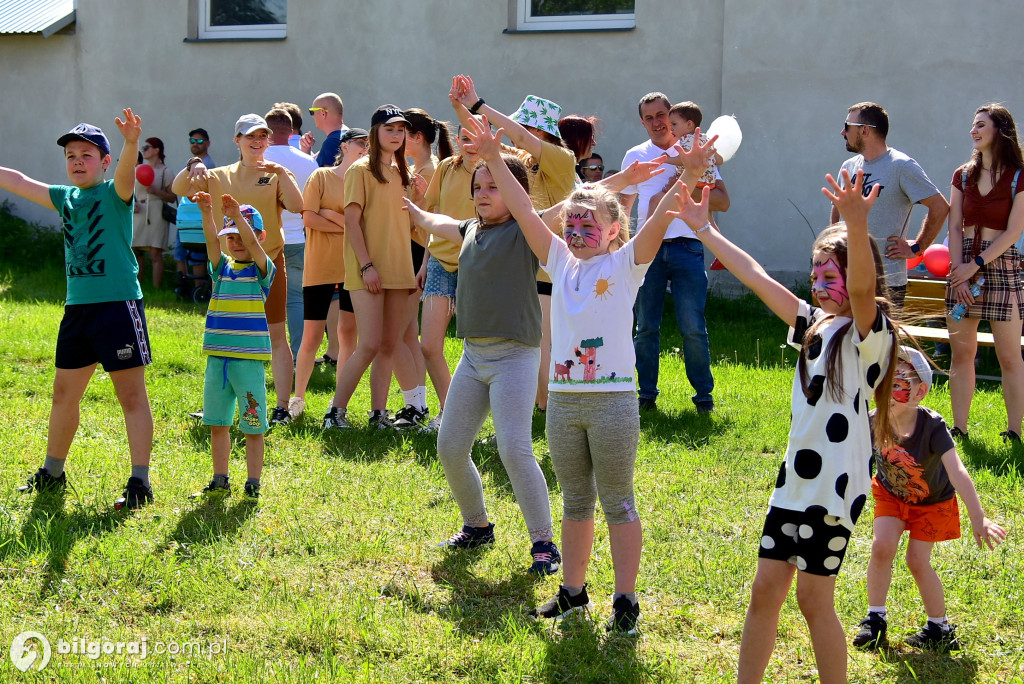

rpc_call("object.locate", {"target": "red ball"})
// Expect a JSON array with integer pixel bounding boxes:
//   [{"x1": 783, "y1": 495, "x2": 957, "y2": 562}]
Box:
[
  {"x1": 906, "y1": 255, "x2": 923, "y2": 269},
  {"x1": 923, "y1": 244, "x2": 950, "y2": 277},
  {"x1": 135, "y1": 164, "x2": 155, "y2": 186}
]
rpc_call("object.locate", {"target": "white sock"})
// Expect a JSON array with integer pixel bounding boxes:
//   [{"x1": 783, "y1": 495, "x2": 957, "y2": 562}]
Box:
[
  {"x1": 416, "y1": 385, "x2": 428, "y2": 411},
  {"x1": 402, "y1": 389, "x2": 417, "y2": 408},
  {"x1": 868, "y1": 606, "x2": 887, "y2": 618},
  {"x1": 927, "y1": 616, "x2": 951, "y2": 630}
]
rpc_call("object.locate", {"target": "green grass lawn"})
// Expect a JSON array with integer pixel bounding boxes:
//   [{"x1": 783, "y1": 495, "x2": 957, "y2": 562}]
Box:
[{"x1": 1, "y1": 265, "x2": 1021, "y2": 683}]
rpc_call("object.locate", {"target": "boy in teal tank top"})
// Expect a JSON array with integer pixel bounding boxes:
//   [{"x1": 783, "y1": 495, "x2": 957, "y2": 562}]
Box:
[
  {"x1": 191, "y1": 192, "x2": 275, "y2": 500},
  {"x1": 1, "y1": 110, "x2": 156, "y2": 510}
]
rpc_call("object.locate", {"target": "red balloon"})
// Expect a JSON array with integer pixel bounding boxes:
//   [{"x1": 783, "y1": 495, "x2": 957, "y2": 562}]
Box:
[
  {"x1": 135, "y1": 164, "x2": 155, "y2": 186},
  {"x1": 923, "y1": 244, "x2": 950, "y2": 277},
  {"x1": 906, "y1": 255, "x2": 923, "y2": 269}
]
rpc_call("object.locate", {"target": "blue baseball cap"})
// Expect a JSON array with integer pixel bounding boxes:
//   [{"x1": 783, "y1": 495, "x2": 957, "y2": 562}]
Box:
[
  {"x1": 57, "y1": 123, "x2": 111, "y2": 156},
  {"x1": 218, "y1": 204, "x2": 264, "y2": 236}
]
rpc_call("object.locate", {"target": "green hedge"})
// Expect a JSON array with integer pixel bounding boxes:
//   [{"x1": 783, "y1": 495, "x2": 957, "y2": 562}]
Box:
[{"x1": 0, "y1": 200, "x2": 64, "y2": 268}]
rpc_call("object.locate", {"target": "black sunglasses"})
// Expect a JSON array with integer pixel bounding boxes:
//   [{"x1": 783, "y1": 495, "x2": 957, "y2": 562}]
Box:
[{"x1": 189, "y1": 138, "x2": 207, "y2": 144}]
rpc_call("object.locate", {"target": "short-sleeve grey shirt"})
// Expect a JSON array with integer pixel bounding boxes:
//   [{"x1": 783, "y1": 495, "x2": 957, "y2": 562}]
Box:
[
  {"x1": 455, "y1": 218, "x2": 541, "y2": 346},
  {"x1": 838, "y1": 148, "x2": 941, "y2": 287}
]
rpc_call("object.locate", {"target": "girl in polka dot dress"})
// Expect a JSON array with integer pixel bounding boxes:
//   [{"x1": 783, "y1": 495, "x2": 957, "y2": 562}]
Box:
[{"x1": 676, "y1": 169, "x2": 898, "y2": 684}]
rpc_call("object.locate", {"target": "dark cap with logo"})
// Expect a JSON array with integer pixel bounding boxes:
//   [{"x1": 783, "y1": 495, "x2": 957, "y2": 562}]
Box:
[
  {"x1": 57, "y1": 123, "x2": 111, "y2": 156},
  {"x1": 370, "y1": 105, "x2": 408, "y2": 128}
]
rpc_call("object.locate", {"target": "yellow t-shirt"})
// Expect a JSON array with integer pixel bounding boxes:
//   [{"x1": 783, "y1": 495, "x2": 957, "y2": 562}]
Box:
[
  {"x1": 343, "y1": 157, "x2": 415, "y2": 291},
  {"x1": 412, "y1": 155, "x2": 438, "y2": 185},
  {"x1": 301, "y1": 167, "x2": 347, "y2": 286},
  {"x1": 517, "y1": 140, "x2": 577, "y2": 283},
  {"x1": 206, "y1": 162, "x2": 296, "y2": 261},
  {"x1": 423, "y1": 156, "x2": 476, "y2": 272}
]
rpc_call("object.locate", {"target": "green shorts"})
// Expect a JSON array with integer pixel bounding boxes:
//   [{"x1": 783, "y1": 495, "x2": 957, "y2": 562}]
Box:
[{"x1": 203, "y1": 356, "x2": 268, "y2": 434}]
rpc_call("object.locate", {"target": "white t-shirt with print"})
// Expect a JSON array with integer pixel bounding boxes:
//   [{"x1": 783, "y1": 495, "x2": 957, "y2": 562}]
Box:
[
  {"x1": 542, "y1": 238, "x2": 650, "y2": 392},
  {"x1": 769, "y1": 300, "x2": 894, "y2": 531}
]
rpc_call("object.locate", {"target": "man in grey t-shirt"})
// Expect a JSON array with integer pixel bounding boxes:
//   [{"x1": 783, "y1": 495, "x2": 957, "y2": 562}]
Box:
[{"x1": 830, "y1": 102, "x2": 949, "y2": 305}]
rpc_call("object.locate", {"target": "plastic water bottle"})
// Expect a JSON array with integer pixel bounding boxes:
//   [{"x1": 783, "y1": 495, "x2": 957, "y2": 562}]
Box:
[{"x1": 950, "y1": 277, "x2": 985, "y2": 321}]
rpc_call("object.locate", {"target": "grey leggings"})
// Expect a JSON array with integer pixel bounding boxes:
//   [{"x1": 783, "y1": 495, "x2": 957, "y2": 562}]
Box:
[
  {"x1": 436, "y1": 337, "x2": 554, "y2": 543},
  {"x1": 546, "y1": 391, "x2": 640, "y2": 524}
]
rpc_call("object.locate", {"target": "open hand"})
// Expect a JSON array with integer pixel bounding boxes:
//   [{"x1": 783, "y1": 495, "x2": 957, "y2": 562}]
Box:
[
  {"x1": 221, "y1": 193, "x2": 240, "y2": 216},
  {"x1": 972, "y1": 517, "x2": 1007, "y2": 550},
  {"x1": 258, "y1": 160, "x2": 285, "y2": 176},
  {"x1": 115, "y1": 108, "x2": 142, "y2": 143},
  {"x1": 665, "y1": 181, "x2": 712, "y2": 232},
  {"x1": 823, "y1": 169, "x2": 878, "y2": 223},
  {"x1": 619, "y1": 156, "x2": 668, "y2": 187},
  {"x1": 462, "y1": 115, "x2": 502, "y2": 161},
  {"x1": 191, "y1": 191, "x2": 213, "y2": 212}
]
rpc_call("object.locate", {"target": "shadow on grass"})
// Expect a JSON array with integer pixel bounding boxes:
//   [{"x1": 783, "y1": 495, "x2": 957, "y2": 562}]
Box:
[
  {"x1": 957, "y1": 436, "x2": 1024, "y2": 477},
  {"x1": 160, "y1": 495, "x2": 257, "y2": 562},
  {"x1": 871, "y1": 644, "x2": 980, "y2": 683},
  {"x1": 0, "y1": 489, "x2": 130, "y2": 596},
  {"x1": 640, "y1": 407, "x2": 735, "y2": 449},
  {"x1": 539, "y1": 621, "x2": 654, "y2": 684}
]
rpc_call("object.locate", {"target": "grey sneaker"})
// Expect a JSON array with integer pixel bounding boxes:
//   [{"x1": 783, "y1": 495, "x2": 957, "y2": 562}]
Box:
[
  {"x1": 905, "y1": 622, "x2": 961, "y2": 651},
  {"x1": 852, "y1": 612, "x2": 888, "y2": 649},
  {"x1": 323, "y1": 407, "x2": 352, "y2": 430},
  {"x1": 368, "y1": 409, "x2": 393, "y2": 429},
  {"x1": 419, "y1": 410, "x2": 443, "y2": 434}
]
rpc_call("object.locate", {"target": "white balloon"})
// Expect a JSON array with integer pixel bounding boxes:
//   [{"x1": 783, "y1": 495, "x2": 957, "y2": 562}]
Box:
[{"x1": 705, "y1": 115, "x2": 742, "y2": 163}]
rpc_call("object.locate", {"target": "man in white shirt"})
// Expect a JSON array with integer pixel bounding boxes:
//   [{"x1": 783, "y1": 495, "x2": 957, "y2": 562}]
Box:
[
  {"x1": 620, "y1": 92, "x2": 730, "y2": 413},
  {"x1": 264, "y1": 108, "x2": 318, "y2": 358}
]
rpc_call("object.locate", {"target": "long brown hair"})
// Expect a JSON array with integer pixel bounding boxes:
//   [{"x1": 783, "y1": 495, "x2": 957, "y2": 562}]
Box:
[
  {"x1": 965, "y1": 103, "x2": 1024, "y2": 186},
  {"x1": 367, "y1": 121, "x2": 411, "y2": 186},
  {"x1": 797, "y1": 223, "x2": 899, "y2": 451},
  {"x1": 404, "y1": 108, "x2": 454, "y2": 161}
]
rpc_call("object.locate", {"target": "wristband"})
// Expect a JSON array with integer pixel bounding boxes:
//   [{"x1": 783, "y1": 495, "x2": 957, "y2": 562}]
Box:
[
  {"x1": 910, "y1": 243, "x2": 921, "y2": 254},
  {"x1": 360, "y1": 262, "x2": 374, "y2": 275},
  {"x1": 469, "y1": 98, "x2": 485, "y2": 115},
  {"x1": 974, "y1": 255, "x2": 985, "y2": 267},
  {"x1": 695, "y1": 222, "x2": 713, "y2": 235}
]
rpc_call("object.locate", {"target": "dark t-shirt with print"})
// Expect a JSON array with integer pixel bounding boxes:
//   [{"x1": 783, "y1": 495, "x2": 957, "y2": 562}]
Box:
[{"x1": 872, "y1": 406, "x2": 956, "y2": 505}]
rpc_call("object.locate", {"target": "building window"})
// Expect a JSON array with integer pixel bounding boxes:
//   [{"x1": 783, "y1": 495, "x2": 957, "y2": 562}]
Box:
[
  {"x1": 508, "y1": 0, "x2": 635, "y2": 32},
  {"x1": 198, "y1": 0, "x2": 286, "y2": 40}
]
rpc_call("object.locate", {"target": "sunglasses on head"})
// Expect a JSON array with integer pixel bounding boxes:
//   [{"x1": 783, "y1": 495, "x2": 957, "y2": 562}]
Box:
[{"x1": 189, "y1": 137, "x2": 206, "y2": 144}]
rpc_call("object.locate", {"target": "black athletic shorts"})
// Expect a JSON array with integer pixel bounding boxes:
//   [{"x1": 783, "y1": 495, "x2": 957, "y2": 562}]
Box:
[
  {"x1": 303, "y1": 283, "x2": 353, "y2": 318},
  {"x1": 55, "y1": 299, "x2": 152, "y2": 371}
]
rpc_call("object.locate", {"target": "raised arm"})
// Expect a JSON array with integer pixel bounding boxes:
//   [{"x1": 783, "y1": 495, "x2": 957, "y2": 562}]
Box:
[
  {"x1": 676, "y1": 183, "x2": 802, "y2": 326},
  {"x1": 223, "y1": 193, "x2": 269, "y2": 276},
  {"x1": 941, "y1": 448, "x2": 1007, "y2": 550},
  {"x1": 112, "y1": 108, "x2": 142, "y2": 202},
  {"x1": 193, "y1": 191, "x2": 222, "y2": 265},
  {"x1": 450, "y1": 75, "x2": 544, "y2": 160},
  {"x1": 402, "y1": 197, "x2": 464, "y2": 244},
  {"x1": 824, "y1": 169, "x2": 881, "y2": 339},
  {"x1": 0, "y1": 167, "x2": 54, "y2": 210},
  {"x1": 462, "y1": 115, "x2": 552, "y2": 264}
]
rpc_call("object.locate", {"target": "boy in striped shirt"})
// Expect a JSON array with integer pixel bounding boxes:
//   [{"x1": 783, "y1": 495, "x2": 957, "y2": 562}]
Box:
[{"x1": 192, "y1": 192, "x2": 275, "y2": 500}]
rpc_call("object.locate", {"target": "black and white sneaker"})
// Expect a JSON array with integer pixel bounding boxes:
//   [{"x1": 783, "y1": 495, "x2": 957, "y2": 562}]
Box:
[
  {"x1": 852, "y1": 612, "x2": 888, "y2": 649},
  {"x1": 244, "y1": 482, "x2": 260, "y2": 500},
  {"x1": 528, "y1": 540, "x2": 561, "y2": 575},
  {"x1": 323, "y1": 407, "x2": 352, "y2": 430},
  {"x1": 269, "y1": 407, "x2": 291, "y2": 426},
  {"x1": 530, "y1": 584, "x2": 593, "y2": 621},
  {"x1": 905, "y1": 622, "x2": 961, "y2": 651},
  {"x1": 18, "y1": 467, "x2": 67, "y2": 494},
  {"x1": 439, "y1": 523, "x2": 495, "y2": 549},
  {"x1": 606, "y1": 596, "x2": 641, "y2": 635},
  {"x1": 392, "y1": 405, "x2": 429, "y2": 429},
  {"x1": 368, "y1": 409, "x2": 394, "y2": 430},
  {"x1": 114, "y1": 477, "x2": 153, "y2": 510}
]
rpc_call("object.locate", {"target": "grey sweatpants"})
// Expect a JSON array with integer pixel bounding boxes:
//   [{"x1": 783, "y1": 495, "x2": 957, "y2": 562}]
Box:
[
  {"x1": 436, "y1": 337, "x2": 554, "y2": 543},
  {"x1": 546, "y1": 391, "x2": 640, "y2": 524}
]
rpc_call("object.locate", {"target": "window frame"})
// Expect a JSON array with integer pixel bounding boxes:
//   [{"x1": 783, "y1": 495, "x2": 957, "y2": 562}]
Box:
[
  {"x1": 507, "y1": 0, "x2": 635, "y2": 32},
  {"x1": 197, "y1": 0, "x2": 286, "y2": 40}
]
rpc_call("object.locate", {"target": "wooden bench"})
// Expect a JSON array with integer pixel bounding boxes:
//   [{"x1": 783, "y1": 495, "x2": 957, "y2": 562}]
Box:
[{"x1": 900, "y1": 277, "x2": 999, "y2": 346}]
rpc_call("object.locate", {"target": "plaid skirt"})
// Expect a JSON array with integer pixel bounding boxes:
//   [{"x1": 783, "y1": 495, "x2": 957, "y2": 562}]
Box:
[{"x1": 945, "y1": 238, "x2": 1024, "y2": 321}]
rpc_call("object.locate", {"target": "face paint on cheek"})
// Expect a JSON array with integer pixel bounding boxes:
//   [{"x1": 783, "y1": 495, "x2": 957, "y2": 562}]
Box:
[
  {"x1": 811, "y1": 257, "x2": 849, "y2": 306},
  {"x1": 564, "y1": 210, "x2": 602, "y2": 249},
  {"x1": 892, "y1": 378, "x2": 912, "y2": 403}
]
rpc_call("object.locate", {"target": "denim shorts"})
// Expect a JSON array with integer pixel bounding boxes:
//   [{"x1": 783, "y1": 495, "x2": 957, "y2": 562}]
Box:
[{"x1": 422, "y1": 255, "x2": 457, "y2": 300}]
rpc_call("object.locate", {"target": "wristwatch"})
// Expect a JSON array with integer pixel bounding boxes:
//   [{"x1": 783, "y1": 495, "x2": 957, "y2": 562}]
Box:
[
  {"x1": 974, "y1": 255, "x2": 985, "y2": 267},
  {"x1": 910, "y1": 243, "x2": 921, "y2": 254}
]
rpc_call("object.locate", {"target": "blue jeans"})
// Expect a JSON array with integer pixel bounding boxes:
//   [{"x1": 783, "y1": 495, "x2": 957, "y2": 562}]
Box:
[
  {"x1": 633, "y1": 239, "x2": 714, "y2": 405},
  {"x1": 283, "y1": 243, "x2": 305, "y2": 358}
]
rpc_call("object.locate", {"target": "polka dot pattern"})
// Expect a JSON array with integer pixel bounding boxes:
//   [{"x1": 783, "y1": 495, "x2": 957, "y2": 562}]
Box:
[
  {"x1": 866, "y1": 362, "x2": 881, "y2": 387},
  {"x1": 794, "y1": 449, "x2": 822, "y2": 479},
  {"x1": 806, "y1": 374, "x2": 825, "y2": 406},
  {"x1": 853, "y1": 389, "x2": 860, "y2": 414},
  {"x1": 775, "y1": 462, "x2": 787, "y2": 489},
  {"x1": 826, "y1": 413, "x2": 849, "y2": 442},
  {"x1": 834, "y1": 474, "x2": 848, "y2": 498},
  {"x1": 806, "y1": 335, "x2": 823, "y2": 360},
  {"x1": 850, "y1": 494, "x2": 867, "y2": 523}
]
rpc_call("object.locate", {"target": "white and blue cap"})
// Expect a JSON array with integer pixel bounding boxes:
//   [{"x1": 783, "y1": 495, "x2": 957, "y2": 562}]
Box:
[
  {"x1": 218, "y1": 204, "x2": 264, "y2": 236},
  {"x1": 57, "y1": 123, "x2": 111, "y2": 156},
  {"x1": 897, "y1": 345, "x2": 932, "y2": 387}
]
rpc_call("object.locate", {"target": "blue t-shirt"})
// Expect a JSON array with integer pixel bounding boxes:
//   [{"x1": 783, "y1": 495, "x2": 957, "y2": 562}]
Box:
[
  {"x1": 49, "y1": 180, "x2": 142, "y2": 305},
  {"x1": 315, "y1": 129, "x2": 342, "y2": 168}
]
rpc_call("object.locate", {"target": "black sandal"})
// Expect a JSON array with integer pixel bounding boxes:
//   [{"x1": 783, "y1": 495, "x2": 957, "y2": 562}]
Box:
[{"x1": 950, "y1": 427, "x2": 968, "y2": 439}]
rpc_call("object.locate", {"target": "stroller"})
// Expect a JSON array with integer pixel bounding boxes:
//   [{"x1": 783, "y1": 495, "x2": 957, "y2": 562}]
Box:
[{"x1": 173, "y1": 196, "x2": 212, "y2": 303}]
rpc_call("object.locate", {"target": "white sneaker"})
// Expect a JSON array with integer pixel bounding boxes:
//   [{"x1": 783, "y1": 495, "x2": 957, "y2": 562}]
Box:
[
  {"x1": 418, "y1": 409, "x2": 443, "y2": 433},
  {"x1": 287, "y1": 396, "x2": 306, "y2": 419}
]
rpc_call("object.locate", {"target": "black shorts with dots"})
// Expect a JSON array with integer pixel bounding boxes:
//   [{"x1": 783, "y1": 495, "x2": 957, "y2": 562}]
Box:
[{"x1": 758, "y1": 505, "x2": 852, "y2": 577}]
